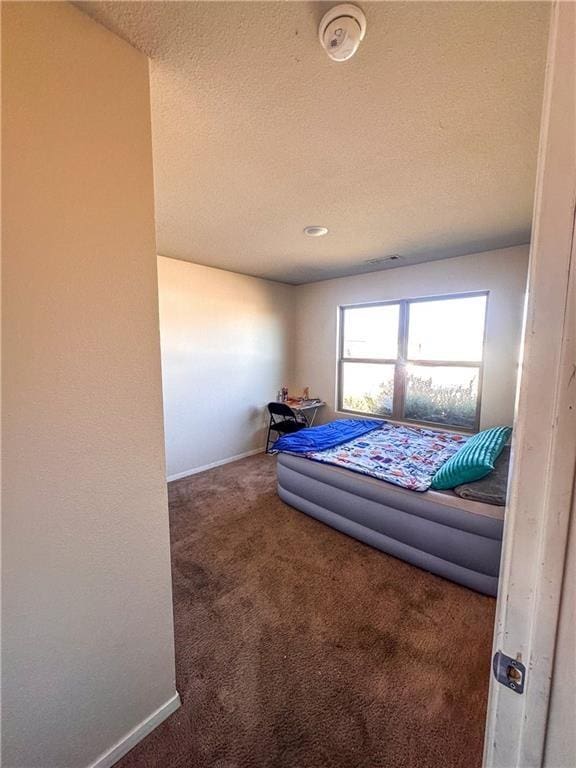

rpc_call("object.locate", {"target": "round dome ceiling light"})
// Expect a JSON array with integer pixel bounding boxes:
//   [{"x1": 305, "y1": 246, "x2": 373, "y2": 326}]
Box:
[
  {"x1": 319, "y1": 4, "x2": 367, "y2": 62},
  {"x1": 304, "y1": 226, "x2": 329, "y2": 237}
]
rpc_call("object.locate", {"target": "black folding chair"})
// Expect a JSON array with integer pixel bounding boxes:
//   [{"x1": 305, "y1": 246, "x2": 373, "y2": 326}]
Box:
[{"x1": 266, "y1": 402, "x2": 307, "y2": 453}]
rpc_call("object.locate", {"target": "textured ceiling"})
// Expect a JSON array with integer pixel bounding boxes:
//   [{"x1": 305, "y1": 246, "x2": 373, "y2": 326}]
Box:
[{"x1": 77, "y1": 1, "x2": 549, "y2": 284}]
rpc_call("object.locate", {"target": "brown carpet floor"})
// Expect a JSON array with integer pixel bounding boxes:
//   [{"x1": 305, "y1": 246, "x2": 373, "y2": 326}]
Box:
[{"x1": 116, "y1": 453, "x2": 495, "y2": 768}]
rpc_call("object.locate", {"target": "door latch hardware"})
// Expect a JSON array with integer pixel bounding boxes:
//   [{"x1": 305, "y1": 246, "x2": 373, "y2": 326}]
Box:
[{"x1": 493, "y1": 651, "x2": 526, "y2": 694}]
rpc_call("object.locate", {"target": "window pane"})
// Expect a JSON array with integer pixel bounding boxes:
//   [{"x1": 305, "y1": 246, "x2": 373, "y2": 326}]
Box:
[
  {"x1": 343, "y1": 304, "x2": 399, "y2": 359},
  {"x1": 405, "y1": 365, "x2": 479, "y2": 429},
  {"x1": 341, "y1": 362, "x2": 395, "y2": 416},
  {"x1": 407, "y1": 296, "x2": 486, "y2": 362}
]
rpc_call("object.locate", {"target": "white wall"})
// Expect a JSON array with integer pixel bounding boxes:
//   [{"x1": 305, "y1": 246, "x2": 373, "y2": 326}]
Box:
[
  {"x1": 293, "y1": 246, "x2": 528, "y2": 430},
  {"x1": 158, "y1": 257, "x2": 294, "y2": 479},
  {"x1": 2, "y1": 4, "x2": 177, "y2": 767},
  {"x1": 544, "y1": 503, "x2": 576, "y2": 768},
  {"x1": 159, "y1": 247, "x2": 527, "y2": 476}
]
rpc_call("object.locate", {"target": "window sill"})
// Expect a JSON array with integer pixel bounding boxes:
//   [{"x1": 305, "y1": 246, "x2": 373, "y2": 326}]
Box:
[{"x1": 335, "y1": 408, "x2": 476, "y2": 436}]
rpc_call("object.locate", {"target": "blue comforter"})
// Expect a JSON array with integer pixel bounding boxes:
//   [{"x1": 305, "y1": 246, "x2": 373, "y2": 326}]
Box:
[{"x1": 272, "y1": 418, "x2": 382, "y2": 454}]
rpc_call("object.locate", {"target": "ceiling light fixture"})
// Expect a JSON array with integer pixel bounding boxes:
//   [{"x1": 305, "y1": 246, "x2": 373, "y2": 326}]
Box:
[{"x1": 304, "y1": 226, "x2": 329, "y2": 237}]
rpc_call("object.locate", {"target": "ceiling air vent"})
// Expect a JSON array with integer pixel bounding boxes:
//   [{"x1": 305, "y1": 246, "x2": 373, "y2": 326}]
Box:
[{"x1": 364, "y1": 254, "x2": 402, "y2": 265}]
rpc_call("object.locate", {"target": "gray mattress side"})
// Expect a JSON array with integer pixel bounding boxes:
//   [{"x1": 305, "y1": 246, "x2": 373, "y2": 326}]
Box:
[
  {"x1": 277, "y1": 454, "x2": 504, "y2": 538},
  {"x1": 277, "y1": 454, "x2": 502, "y2": 597}
]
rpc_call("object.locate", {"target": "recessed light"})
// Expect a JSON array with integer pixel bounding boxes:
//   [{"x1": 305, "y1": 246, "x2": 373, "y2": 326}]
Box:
[{"x1": 304, "y1": 226, "x2": 329, "y2": 237}]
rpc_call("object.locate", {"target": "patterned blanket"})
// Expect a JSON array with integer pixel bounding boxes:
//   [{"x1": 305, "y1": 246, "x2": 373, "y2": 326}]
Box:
[{"x1": 302, "y1": 422, "x2": 469, "y2": 491}]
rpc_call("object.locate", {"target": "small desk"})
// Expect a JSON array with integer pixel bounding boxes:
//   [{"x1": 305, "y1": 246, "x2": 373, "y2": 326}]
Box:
[{"x1": 285, "y1": 400, "x2": 326, "y2": 426}]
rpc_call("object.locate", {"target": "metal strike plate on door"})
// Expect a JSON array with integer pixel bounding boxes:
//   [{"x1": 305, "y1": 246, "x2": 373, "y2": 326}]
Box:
[{"x1": 493, "y1": 651, "x2": 526, "y2": 694}]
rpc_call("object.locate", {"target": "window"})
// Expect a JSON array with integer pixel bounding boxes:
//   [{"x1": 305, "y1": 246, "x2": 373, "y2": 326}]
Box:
[{"x1": 338, "y1": 292, "x2": 488, "y2": 430}]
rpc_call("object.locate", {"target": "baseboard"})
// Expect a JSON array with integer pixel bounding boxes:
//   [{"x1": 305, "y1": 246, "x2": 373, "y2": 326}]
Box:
[
  {"x1": 87, "y1": 692, "x2": 181, "y2": 768},
  {"x1": 167, "y1": 447, "x2": 265, "y2": 482}
]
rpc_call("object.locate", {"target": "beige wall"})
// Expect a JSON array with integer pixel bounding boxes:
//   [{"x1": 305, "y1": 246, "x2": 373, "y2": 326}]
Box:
[
  {"x1": 2, "y1": 4, "x2": 177, "y2": 768},
  {"x1": 293, "y1": 246, "x2": 528, "y2": 430},
  {"x1": 158, "y1": 257, "x2": 294, "y2": 479}
]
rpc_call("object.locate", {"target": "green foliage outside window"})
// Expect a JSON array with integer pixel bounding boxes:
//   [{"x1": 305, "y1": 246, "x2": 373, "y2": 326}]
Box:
[{"x1": 343, "y1": 373, "x2": 477, "y2": 429}]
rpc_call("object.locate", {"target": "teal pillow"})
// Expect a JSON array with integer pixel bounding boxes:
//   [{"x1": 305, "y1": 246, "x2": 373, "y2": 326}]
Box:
[{"x1": 431, "y1": 426, "x2": 512, "y2": 490}]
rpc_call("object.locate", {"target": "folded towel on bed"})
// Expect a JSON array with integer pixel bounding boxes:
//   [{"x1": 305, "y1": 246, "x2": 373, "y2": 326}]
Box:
[
  {"x1": 272, "y1": 418, "x2": 382, "y2": 454},
  {"x1": 453, "y1": 446, "x2": 511, "y2": 506}
]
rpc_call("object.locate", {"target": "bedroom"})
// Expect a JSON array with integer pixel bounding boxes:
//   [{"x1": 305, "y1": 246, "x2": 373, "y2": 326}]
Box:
[{"x1": 2, "y1": 3, "x2": 575, "y2": 768}]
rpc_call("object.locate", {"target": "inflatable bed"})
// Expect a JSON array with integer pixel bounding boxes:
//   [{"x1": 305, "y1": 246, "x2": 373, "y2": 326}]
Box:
[{"x1": 273, "y1": 419, "x2": 511, "y2": 596}]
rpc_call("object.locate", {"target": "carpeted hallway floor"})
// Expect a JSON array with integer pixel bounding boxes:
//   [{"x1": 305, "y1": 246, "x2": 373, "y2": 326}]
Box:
[{"x1": 116, "y1": 453, "x2": 495, "y2": 768}]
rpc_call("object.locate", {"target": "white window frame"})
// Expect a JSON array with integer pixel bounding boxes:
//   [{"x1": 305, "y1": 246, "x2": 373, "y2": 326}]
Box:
[{"x1": 337, "y1": 291, "x2": 489, "y2": 432}]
